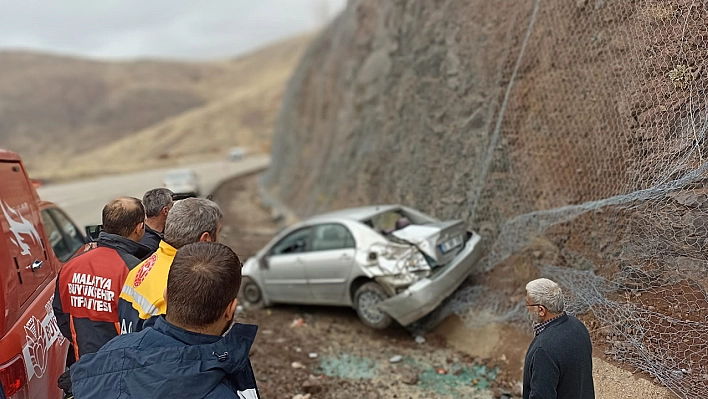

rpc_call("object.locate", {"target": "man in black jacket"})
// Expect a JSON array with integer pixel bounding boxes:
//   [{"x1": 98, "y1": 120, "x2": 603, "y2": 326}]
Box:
[
  {"x1": 53, "y1": 197, "x2": 151, "y2": 397},
  {"x1": 140, "y1": 188, "x2": 173, "y2": 252},
  {"x1": 523, "y1": 278, "x2": 595, "y2": 399}
]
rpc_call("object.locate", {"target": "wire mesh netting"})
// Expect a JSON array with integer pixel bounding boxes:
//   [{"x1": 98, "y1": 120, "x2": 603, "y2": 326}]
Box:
[
  {"x1": 266, "y1": 0, "x2": 708, "y2": 396},
  {"x1": 446, "y1": 1, "x2": 708, "y2": 397}
]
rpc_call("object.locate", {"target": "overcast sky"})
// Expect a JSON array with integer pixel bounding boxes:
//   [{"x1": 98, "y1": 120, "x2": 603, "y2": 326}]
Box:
[{"x1": 0, "y1": 0, "x2": 347, "y2": 60}]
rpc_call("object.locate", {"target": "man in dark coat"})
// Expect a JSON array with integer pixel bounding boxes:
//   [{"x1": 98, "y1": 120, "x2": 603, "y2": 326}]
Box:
[
  {"x1": 523, "y1": 278, "x2": 595, "y2": 399},
  {"x1": 70, "y1": 242, "x2": 260, "y2": 399},
  {"x1": 139, "y1": 188, "x2": 173, "y2": 252}
]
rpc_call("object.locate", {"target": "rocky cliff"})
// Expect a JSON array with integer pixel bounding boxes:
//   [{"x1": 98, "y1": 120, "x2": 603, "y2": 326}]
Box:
[{"x1": 264, "y1": 0, "x2": 708, "y2": 396}]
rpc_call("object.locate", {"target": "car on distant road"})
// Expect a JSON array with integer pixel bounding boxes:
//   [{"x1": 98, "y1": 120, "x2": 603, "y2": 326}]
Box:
[
  {"x1": 239, "y1": 205, "x2": 483, "y2": 329},
  {"x1": 228, "y1": 147, "x2": 246, "y2": 161},
  {"x1": 1, "y1": 150, "x2": 85, "y2": 399},
  {"x1": 163, "y1": 169, "x2": 200, "y2": 199}
]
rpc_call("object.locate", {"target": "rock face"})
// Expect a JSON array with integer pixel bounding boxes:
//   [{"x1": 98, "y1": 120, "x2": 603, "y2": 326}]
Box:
[
  {"x1": 264, "y1": 0, "x2": 708, "y2": 397},
  {"x1": 266, "y1": 0, "x2": 515, "y2": 222},
  {"x1": 265, "y1": 0, "x2": 707, "y2": 238}
]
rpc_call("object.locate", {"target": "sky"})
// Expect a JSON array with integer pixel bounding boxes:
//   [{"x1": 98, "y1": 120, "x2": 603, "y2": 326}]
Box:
[{"x1": 0, "y1": 0, "x2": 347, "y2": 60}]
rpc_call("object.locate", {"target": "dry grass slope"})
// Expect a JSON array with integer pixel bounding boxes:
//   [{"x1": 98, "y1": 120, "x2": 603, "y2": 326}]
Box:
[{"x1": 0, "y1": 34, "x2": 313, "y2": 180}]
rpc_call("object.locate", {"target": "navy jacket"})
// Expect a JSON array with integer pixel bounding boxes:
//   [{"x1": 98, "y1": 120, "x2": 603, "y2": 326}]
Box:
[
  {"x1": 523, "y1": 313, "x2": 595, "y2": 399},
  {"x1": 139, "y1": 225, "x2": 163, "y2": 253},
  {"x1": 70, "y1": 317, "x2": 260, "y2": 399}
]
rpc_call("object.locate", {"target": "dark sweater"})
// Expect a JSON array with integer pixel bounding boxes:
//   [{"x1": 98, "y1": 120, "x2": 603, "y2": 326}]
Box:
[
  {"x1": 523, "y1": 313, "x2": 595, "y2": 399},
  {"x1": 139, "y1": 224, "x2": 163, "y2": 252}
]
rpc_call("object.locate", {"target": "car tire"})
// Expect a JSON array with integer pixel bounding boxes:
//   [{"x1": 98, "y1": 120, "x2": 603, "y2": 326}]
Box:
[
  {"x1": 353, "y1": 282, "x2": 393, "y2": 330},
  {"x1": 240, "y1": 277, "x2": 264, "y2": 309}
]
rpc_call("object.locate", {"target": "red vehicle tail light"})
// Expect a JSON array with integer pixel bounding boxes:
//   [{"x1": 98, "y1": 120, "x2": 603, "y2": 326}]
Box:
[{"x1": 0, "y1": 355, "x2": 29, "y2": 398}]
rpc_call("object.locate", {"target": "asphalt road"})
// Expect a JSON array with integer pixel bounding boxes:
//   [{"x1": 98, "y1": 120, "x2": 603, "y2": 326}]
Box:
[{"x1": 36, "y1": 155, "x2": 270, "y2": 228}]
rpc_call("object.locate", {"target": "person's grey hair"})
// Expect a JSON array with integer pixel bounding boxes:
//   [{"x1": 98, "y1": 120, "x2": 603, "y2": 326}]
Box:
[
  {"x1": 164, "y1": 198, "x2": 222, "y2": 249},
  {"x1": 526, "y1": 278, "x2": 565, "y2": 313},
  {"x1": 142, "y1": 188, "x2": 174, "y2": 218}
]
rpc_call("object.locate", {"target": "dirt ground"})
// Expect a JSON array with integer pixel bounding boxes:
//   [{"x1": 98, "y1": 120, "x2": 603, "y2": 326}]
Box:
[{"x1": 212, "y1": 173, "x2": 677, "y2": 399}]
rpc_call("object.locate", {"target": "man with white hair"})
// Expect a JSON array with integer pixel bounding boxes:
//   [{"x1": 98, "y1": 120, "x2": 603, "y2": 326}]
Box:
[
  {"x1": 523, "y1": 278, "x2": 594, "y2": 399},
  {"x1": 118, "y1": 197, "x2": 222, "y2": 334}
]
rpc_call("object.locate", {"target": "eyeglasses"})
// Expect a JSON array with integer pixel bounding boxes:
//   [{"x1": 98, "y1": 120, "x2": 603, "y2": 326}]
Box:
[{"x1": 526, "y1": 303, "x2": 545, "y2": 309}]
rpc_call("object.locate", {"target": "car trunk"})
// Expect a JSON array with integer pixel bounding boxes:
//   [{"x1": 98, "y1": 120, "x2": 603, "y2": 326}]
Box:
[{"x1": 390, "y1": 220, "x2": 467, "y2": 266}]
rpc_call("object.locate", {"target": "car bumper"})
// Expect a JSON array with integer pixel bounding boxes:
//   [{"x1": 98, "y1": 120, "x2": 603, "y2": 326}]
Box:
[
  {"x1": 377, "y1": 232, "x2": 483, "y2": 326},
  {"x1": 168, "y1": 185, "x2": 199, "y2": 197}
]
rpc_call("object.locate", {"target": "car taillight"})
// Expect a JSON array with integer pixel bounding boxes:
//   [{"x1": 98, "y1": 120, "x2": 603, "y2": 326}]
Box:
[{"x1": 0, "y1": 356, "x2": 29, "y2": 399}]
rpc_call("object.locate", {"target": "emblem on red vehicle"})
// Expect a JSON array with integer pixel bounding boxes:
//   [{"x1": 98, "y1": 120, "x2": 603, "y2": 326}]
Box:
[
  {"x1": 133, "y1": 254, "x2": 158, "y2": 288},
  {"x1": 23, "y1": 316, "x2": 48, "y2": 378},
  {"x1": 1, "y1": 200, "x2": 42, "y2": 256},
  {"x1": 21, "y1": 296, "x2": 64, "y2": 381}
]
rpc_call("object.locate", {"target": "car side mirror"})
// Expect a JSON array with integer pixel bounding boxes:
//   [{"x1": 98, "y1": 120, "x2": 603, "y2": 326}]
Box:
[
  {"x1": 85, "y1": 225, "x2": 102, "y2": 242},
  {"x1": 259, "y1": 256, "x2": 270, "y2": 269}
]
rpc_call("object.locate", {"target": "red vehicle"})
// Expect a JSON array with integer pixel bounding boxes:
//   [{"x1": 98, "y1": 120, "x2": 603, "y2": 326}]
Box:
[
  {"x1": 0, "y1": 150, "x2": 85, "y2": 398},
  {"x1": 28, "y1": 181, "x2": 42, "y2": 190}
]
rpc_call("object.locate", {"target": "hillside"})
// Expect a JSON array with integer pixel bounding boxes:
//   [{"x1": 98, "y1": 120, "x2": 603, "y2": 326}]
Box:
[
  {"x1": 0, "y1": 34, "x2": 313, "y2": 179},
  {"x1": 264, "y1": 0, "x2": 708, "y2": 397}
]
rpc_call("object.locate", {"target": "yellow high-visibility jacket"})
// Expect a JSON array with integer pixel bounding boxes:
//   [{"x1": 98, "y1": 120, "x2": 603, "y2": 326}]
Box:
[{"x1": 118, "y1": 240, "x2": 177, "y2": 334}]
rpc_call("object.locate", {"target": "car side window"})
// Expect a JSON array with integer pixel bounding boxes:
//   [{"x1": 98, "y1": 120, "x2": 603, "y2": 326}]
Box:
[
  {"x1": 270, "y1": 228, "x2": 312, "y2": 255},
  {"x1": 41, "y1": 210, "x2": 73, "y2": 261},
  {"x1": 49, "y1": 209, "x2": 85, "y2": 256},
  {"x1": 312, "y1": 224, "x2": 355, "y2": 251}
]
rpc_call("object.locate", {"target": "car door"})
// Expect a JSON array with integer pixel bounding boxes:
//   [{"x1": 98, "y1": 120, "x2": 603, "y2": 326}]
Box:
[
  {"x1": 301, "y1": 223, "x2": 356, "y2": 304},
  {"x1": 261, "y1": 227, "x2": 313, "y2": 303},
  {"x1": 0, "y1": 162, "x2": 53, "y2": 307}
]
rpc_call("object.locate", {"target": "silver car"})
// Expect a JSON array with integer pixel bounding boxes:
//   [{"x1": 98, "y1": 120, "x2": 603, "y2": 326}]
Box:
[
  {"x1": 163, "y1": 169, "x2": 201, "y2": 198},
  {"x1": 229, "y1": 147, "x2": 246, "y2": 161},
  {"x1": 240, "y1": 205, "x2": 484, "y2": 329}
]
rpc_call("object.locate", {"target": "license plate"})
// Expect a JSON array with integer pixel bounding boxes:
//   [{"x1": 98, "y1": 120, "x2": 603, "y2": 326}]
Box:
[{"x1": 439, "y1": 235, "x2": 463, "y2": 254}]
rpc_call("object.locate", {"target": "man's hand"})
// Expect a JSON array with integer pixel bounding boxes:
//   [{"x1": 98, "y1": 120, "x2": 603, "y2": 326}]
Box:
[{"x1": 83, "y1": 242, "x2": 97, "y2": 252}]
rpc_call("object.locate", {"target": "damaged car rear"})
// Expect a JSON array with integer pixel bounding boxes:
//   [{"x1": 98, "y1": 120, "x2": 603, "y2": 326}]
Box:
[{"x1": 239, "y1": 205, "x2": 483, "y2": 329}]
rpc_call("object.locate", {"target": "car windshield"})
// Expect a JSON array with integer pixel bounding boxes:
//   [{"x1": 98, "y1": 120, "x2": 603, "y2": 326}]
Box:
[{"x1": 165, "y1": 171, "x2": 192, "y2": 181}]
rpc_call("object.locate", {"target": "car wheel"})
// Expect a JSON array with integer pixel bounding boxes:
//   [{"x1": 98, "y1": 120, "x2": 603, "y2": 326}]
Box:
[
  {"x1": 240, "y1": 277, "x2": 264, "y2": 309},
  {"x1": 353, "y1": 282, "x2": 393, "y2": 329}
]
